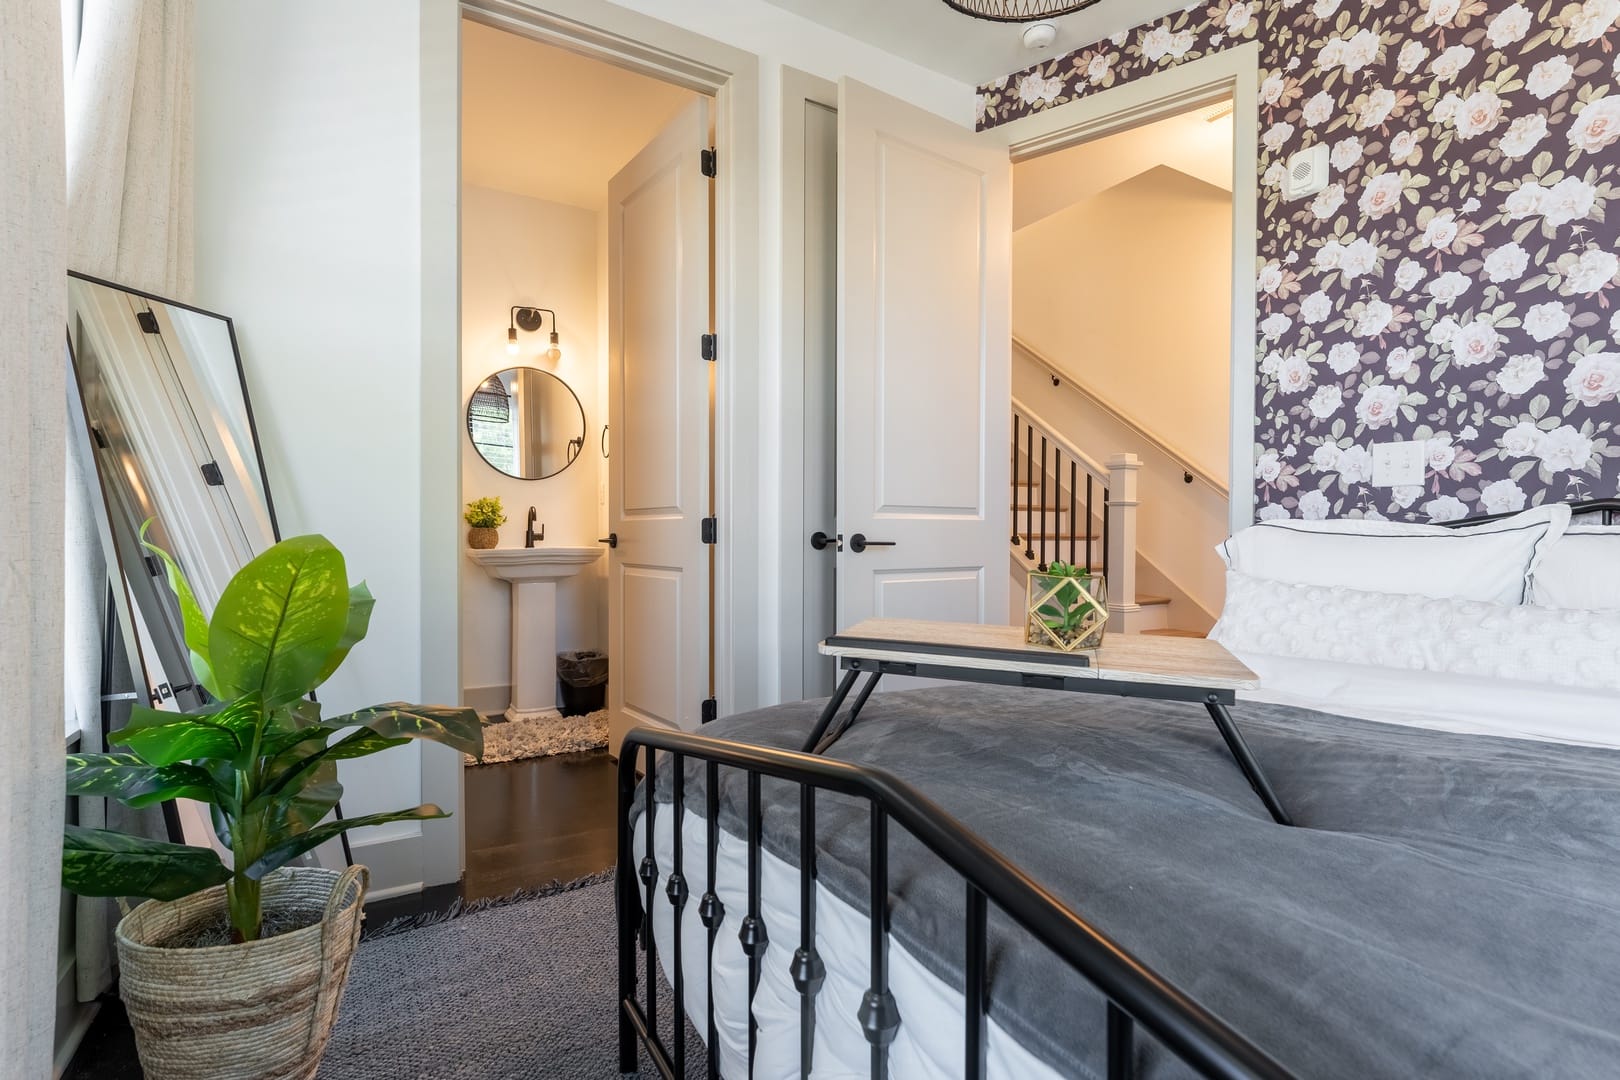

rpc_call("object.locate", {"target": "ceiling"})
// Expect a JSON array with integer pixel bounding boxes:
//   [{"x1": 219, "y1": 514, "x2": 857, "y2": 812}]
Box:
[
  {"x1": 757, "y1": 0, "x2": 1188, "y2": 85},
  {"x1": 461, "y1": 21, "x2": 699, "y2": 211},
  {"x1": 1014, "y1": 101, "x2": 1234, "y2": 231}
]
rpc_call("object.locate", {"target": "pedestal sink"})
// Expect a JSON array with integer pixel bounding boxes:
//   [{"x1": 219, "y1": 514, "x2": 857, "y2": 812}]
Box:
[{"x1": 467, "y1": 546, "x2": 604, "y2": 723}]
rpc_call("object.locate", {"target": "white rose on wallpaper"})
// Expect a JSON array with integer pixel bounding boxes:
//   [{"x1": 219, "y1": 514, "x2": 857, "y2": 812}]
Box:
[
  {"x1": 1397, "y1": 40, "x2": 1429, "y2": 75},
  {"x1": 1537, "y1": 424, "x2": 1596, "y2": 471},
  {"x1": 1568, "y1": 94, "x2": 1620, "y2": 153},
  {"x1": 1311, "y1": 182, "x2": 1347, "y2": 219},
  {"x1": 1610, "y1": 308, "x2": 1620, "y2": 339},
  {"x1": 1394, "y1": 258, "x2": 1427, "y2": 292},
  {"x1": 1256, "y1": 503, "x2": 1292, "y2": 522},
  {"x1": 1562, "y1": 248, "x2": 1620, "y2": 294},
  {"x1": 1543, "y1": 175, "x2": 1599, "y2": 227},
  {"x1": 1387, "y1": 346, "x2": 1419, "y2": 377},
  {"x1": 1425, "y1": 0, "x2": 1464, "y2": 26},
  {"x1": 1338, "y1": 444, "x2": 1375, "y2": 483},
  {"x1": 1430, "y1": 314, "x2": 1462, "y2": 345},
  {"x1": 1421, "y1": 210, "x2": 1459, "y2": 251},
  {"x1": 1257, "y1": 260, "x2": 1286, "y2": 294},
  {"x1": 1339, "y1": 28, "x2": 1382, "y2": 74},
  {"x1": 1391, "y1": 484, "x2": 1424, "y2": 509},
  {"x1": 1356, "y1": 88, "x2": 1398, "y2": 129},
  {"x1": 1226, "y1": 3, "x2": 1255, "y2": 34},
  {"x1": 1255, "y1": 448, "x2": 1283, "y2": 482},
  {"x1": 1318, "y1": 37, "x2": 1347, "y2": 69},
  {"x1": 1302, "y1": 91, "x2": 1334, "y2": 127},
  {"x1": 1484, "y1": 243, "x2": 1530, "y2": 283},
  {"x1": 1261, "y1": 312, "x2": 1293, "y2": 341},
  {"x1": 1479, "y1": 478, "x2": 1528, "y2": 514},
  {"x1": 1263, "y1": 161, "x2": 1288, "y2": 189},
  {"x1": 1356, "y1": 384, "x2": 1404, "y2": 428},
  {"x1": 1500, "y1": 420, "x2": 1543, "y2": 456},
  {"x1": 1527, "y1": 56, "x2": 1576, "y2": 99},
  {"x1": 1298, "y1": 490, "x2": 1332, "y2": 520},
  {"x1": 1359, "y1": 172, "x2": 1405, "y2": 218},
  {"x1": 1498, "y1": 114, "x2": 1549, "y2": 158},
  {"x1": 1261, "y1": 350, "x2": 1283, "y2": 376},
  {"x1": 1315, "y1": 239, "x2": 1345, "y2": 270},
  {"x1": 1564, "y1": 351, "x2": 1620, "y2": 405},
  {"x1": 1451, "y1": 319, "x2": 1502, "y2": 367},
  {"x1": 1260, "y1": 71, "x2": 1287, "y2": 105},
  {"x1": 1431, "y1": 45, "x2": 1475, "y2": 82},
  {"x1": 1313, "y1": 0, "x2": 1345, "y2": 19},
  {"x1": 1328, "y1": 342, "x2": 1363, "y2": 373},
  {"x1": 1564, "y1": 0, "x2": 1620, "y2": 44},
  {"x1": 1312, "y1": 442, "x2": 1343, "y2": 471},
  {"x1": 1278, "y1": 351, "x2": 1315, "y2": 392},
  {"x1": 1168, "y1": 29, "x2": 1197, "y2": 59},
  {"x1": 1389, "y1": 130, "x2": 1421, "y2": 163},
  {"x1": 1461, "y1": 424, "x2": 1479, "y2": 439},
  {"x1": 1495, "y1": 353, "x2": 1545, "y2": 394},
  {"x1": 1453, "y1": 88, "x2": 1505, "y2": 140},
  {"x1": 1332, "y1": 136, "x2": 1366, "y2": 169},
  {"x1": 1086, "y1": 54, "x2": 1114, "y2": 83},
  {"x1": 1110, "y1": 30, "x2": 1128, "y2": 46},
  {"x1": 1354, "y1": 299, "x2": 1396, "y2": 337},
  {"x1": 1487, "y1": 4, "x2": 1533, "y2": 47},
  {"x1": 1504, "y1": 181, "x2": 1547, "y2": 220},
  {"x1": 1308, "y1": 384, "x2": 1344, "y2": 418},
  {"x1": 1340, "y1": 237, "x2": 1380, "y2": 279},
  {"x1": 1432, "y1": 92, "x2": 1461, "y2": 124},
  {"x1": 1017, "y1": 73, "x2": 1064, "y2": 107},
  {"x1": 1263, "y1": 121, "x2": 1296, "y2": 152},
  {"x1": 1426, "y1": 437, "x2": 1456, "y2": 471},
  {"x1": 1523, "y1": 301, "x2": 1573, "y2": 342},
  {"x1": 1141, "y1": 25, "x2": 1176, "y2": 61},
  {"x1": 1300, "y1": 290, "x2": 1333, "y2": 323},
  {"x1": 1427, "y1": 271, "x2": 1472, "y2": 304},
  {"x1": 1423, "y1": 494, "x2": 1469, "y2": 521}
]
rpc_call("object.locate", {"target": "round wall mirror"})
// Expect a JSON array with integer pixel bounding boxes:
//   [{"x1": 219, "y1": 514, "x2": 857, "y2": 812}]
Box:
[{"x1": 467, "y1": 366, "x2": 586, "y2": 480}]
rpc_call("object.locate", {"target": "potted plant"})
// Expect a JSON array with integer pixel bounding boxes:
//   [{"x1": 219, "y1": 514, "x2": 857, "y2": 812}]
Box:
[
  {"x1": 1026, "y1": 560, "x2": 1108, "y2": 652},
  {"x1": 63, "y1": 527, "x2": 482, "y2": 1080},
  {"x1": 464, "y1": 496, "x2": 506, "y2": 549}
]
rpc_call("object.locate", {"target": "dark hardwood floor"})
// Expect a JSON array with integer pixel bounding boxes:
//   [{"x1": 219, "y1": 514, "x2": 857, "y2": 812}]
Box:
[{"x1": 65, "y1": 749, "x2": 618, "y2": 1079}]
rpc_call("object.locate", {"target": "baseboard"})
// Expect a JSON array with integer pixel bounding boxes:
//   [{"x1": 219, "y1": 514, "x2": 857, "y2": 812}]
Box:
[
  {"x1": 462, "y1": 683, "x2": 511, "y2": 716},
  {"x1": 347, "y1": 829, "x2": 425, "y2": 901}
]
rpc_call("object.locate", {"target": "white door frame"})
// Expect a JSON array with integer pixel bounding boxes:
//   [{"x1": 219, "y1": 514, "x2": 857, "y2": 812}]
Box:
[{"x1": 984, "y1": 43, "x2": 1261, "y2": 535}]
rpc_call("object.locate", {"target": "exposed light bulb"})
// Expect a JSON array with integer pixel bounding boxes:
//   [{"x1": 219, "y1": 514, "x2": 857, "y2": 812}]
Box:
[
  {"x1": 544, "y1": 330, "x2": 562, "y2": 363},
  {"x1": 506, "y1": 326, "x2": 519, "y2": 355}
]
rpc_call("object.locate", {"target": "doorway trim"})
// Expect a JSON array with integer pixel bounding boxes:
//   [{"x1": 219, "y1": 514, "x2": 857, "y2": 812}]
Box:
[{"x1": 985, "y1": 43, "x2": 1261, "y2": 534}]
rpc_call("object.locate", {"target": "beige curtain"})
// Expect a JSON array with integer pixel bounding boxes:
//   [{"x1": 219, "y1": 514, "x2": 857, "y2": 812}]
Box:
[
  {"x1": 64, "y1": 0, "x2": 196, "y2": 1002},
  {"x1": 0, "y1": 0, "x2": 68, "y2": 1073}
]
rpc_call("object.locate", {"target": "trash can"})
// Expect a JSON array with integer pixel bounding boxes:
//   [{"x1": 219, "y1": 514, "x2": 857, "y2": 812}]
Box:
[{"x1": 557, "y1": 650, "x2": 609, "y2": 716}]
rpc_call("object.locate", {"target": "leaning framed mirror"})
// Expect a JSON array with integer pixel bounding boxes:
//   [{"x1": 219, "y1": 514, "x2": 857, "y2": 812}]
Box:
[{"x1": 467, "y1": 366, "x2": 586, "y2": 479}]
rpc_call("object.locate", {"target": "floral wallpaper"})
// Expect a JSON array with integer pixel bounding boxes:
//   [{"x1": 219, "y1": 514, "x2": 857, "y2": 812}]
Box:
[{"x1": 979, "y1": 0, "x2": 1620, "y2": 522}]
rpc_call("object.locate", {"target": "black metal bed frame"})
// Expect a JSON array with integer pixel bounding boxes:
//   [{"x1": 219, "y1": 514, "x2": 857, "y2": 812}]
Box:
[{"x1": 617, "y1": 728, "x2": 1292, "y2": 1080}]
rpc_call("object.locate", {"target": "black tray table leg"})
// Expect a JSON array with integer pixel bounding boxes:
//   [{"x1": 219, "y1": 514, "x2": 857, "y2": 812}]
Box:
[
  {"x1": 801, "y1": 667, "x2": 860, "y2": 752},
  {"x1": 1204, "y1": 696, "x2": 1292, "y2": 827}
]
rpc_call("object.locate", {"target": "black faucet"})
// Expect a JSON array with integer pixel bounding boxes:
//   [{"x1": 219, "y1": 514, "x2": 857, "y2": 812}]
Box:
[{"x1": 525, "y1": 506, "x2": 544, "y2": 548}]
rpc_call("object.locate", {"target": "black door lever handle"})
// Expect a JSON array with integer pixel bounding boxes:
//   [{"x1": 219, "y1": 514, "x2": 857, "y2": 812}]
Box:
[
  {"x1": 810, "y1": 531, "x2": 841, "y2": 552},
  {"x1": 598, "y1": 533, "x2": 618, "y2": 549},
  {"x1": 848, "y1": 533, "x2": 895, "y2": 554}
]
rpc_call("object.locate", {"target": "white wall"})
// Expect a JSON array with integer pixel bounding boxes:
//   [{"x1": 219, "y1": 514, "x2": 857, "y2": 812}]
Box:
[
  {"x1": 193, "y1": 0, "x2": 460, "y2": 898},
  {"x1": 460, "y1": 186, "x2": 603, "y2": 710}
]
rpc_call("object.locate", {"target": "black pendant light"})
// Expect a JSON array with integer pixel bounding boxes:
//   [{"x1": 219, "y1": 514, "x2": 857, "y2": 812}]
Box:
[{"x1": 941, "y1": 0, "x2": 1102, "y2": 22}]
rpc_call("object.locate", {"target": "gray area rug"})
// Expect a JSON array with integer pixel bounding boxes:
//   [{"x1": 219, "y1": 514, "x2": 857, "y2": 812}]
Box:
[
  {"x1": 467, "y1": 709, "x2": 609, "y2": 766},
  {"x1": 320, "y1": 873, "x2": 704, "y2": 1078}
]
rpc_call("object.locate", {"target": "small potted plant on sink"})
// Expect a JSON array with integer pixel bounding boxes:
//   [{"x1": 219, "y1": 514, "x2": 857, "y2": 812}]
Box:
[
  {"x1": 1026, "y1": 560, "x2": 1108, "y2": 652},
  {"x1": 465, "y1": 496, "x2": 507, "y2": 549},
  {"x1": 63, "y1": 527, "x2": 482, "y2": 1080}
]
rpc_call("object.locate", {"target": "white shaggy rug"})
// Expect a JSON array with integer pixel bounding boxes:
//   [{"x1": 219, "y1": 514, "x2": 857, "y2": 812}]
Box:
[{"x1": 466, "y1": 709, "x2": 609, "y2": 765}]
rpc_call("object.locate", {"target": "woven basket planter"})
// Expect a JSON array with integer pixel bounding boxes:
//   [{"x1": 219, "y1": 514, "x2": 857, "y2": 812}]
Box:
[{"x1": 116, "y1": 865, "x2": 369, "y2": 1080}]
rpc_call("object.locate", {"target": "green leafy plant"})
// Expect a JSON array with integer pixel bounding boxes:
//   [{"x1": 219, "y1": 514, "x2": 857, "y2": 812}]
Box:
[
  {"x1": 62, "y1": 526, "x2": 483, "y2": 942},
  {"x1": 463, "y1": 496, "x2": 507, "y2": 529},
  {"x1": 1036, "y1": 561, "x2": 1101, "y2": 634}
]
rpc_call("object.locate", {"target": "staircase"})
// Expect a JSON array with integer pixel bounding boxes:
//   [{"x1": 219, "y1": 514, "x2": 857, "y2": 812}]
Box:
[{"x1": 1010, "y1": 401, "x2": 1193, "y2": 636}]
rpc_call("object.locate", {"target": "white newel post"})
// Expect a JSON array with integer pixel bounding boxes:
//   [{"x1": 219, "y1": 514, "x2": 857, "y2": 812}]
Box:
[{"x1": 1106, "y1": 453, "x2": 1141, "y2": 633}]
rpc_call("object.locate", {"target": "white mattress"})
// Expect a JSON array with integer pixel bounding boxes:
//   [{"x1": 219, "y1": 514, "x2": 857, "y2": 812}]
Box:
[{"x1": 633, "y1": 656, "x2": 1620, "y2": 1078}]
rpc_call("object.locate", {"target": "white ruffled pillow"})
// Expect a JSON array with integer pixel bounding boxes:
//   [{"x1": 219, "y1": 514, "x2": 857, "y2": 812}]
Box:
[
  {"x1": 1211, "y1": 570, "x2": 1620, "y2": 694},
  {"x1": 1217, "y1": 504, "x2": 1570, "y2": 605}
]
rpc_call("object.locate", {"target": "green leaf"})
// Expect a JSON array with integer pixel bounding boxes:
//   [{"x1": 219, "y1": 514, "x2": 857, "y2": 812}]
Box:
[
  {"x1": 253, "y1": 727, "x2": 410, "y2": 806},
  {"x1": 66, "y1": 753, "x2": 228, "y2": 810},
  {"x1": 243, "y1": 805, "x2": 449, "y2": 880},
  {"x1": 62, "y1": 825, "x2": 230, "y2": 900},
  {"x1": 313, "y1": 582, "x2": 375, "y2": 689},
  {"x1": 139, "y1": 522, "x2": 220, "y2": 698},
  {"x1": 331, "y1": 702, "x2": 485, "y2": 759},
  {"x1": 278, "y1": 760, "x2": 342, "y2": 832},
  {"x1": 109, "y1": 715, "x2": 241, "y2": 767},
  {"x1": 208, "y1": 535, "x2": 351, "y2": 707}
]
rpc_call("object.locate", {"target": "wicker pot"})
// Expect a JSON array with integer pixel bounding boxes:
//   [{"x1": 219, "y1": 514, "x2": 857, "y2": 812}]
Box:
[
  {"x1": 116, "y1": 865, "x2": 368, "y2": 1080},
  {"x1": 467, "y1": 526, "x2": 499, "y2": 549}
]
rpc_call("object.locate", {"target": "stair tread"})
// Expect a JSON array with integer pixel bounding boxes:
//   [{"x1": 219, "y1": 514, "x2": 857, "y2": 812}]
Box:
[
  {"x1": 1136, "y1": 594, "x2": 1171, "y2": 606},
  {"x1": 1141, "y1": 628, "x2": 1205, "y2": 637}
]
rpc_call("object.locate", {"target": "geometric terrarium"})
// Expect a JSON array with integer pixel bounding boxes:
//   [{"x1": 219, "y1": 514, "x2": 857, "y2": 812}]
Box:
[{"x1": 1026, "y1": 562, "x2": 1107, "y2": 652}]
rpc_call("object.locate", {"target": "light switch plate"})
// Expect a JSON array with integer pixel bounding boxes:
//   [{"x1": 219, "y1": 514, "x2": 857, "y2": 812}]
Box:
[{"x1": 1372, "y1": 440, "x2": 1426, "y2": 487}]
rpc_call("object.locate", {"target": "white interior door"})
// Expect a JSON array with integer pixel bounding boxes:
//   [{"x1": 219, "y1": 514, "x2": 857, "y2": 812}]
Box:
[
  {"x1": 608, "y1": 97, "x2": 713, "y2": 750},
  {"x1": 836, "y1": 78, "x2": 1011, "y2": 632}
]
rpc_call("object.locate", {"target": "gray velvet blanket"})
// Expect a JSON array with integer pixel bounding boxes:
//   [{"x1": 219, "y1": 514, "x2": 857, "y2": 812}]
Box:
[{"x1": 636, "y1": 686, "x2": 1620, "y2": 1079}]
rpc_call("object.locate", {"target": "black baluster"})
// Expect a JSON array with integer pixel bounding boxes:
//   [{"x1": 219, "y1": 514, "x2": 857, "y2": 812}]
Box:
[
  {"x1": 1011, "y1": 413, "x2": 1022, "y2": 546},
  {"x1": 1024, "y1": 426, "x2": 1035, "y2": 561},
  {"x1": 964, "y1": 883, "x2": 988, "y2": 1080},
  {"x1": 1108, "y1": 1002, "x2": 1135, "y2": 1080},
  {"x1": 666, "y1": 754, "x2": 688, "y2": 1078},
  {"x1": 740, "y1": 772, "x2": 768, "y2": 1071},
  {"x1": 1069, "y1": 460, "x2": 1078, "y2": 569},
  {"x1": 698, "y1": 763, "x2": 724, "y2": 1078},
  {"x1": 860, "y1": 805, "x2": 901, "y2": 1078},
  {"x1": 1102, "y1": 490, "x2": 1111, "y2": 581},
  {"x1": 617, "y1": 749, "x2": 640, "y2": 1074},
  {"x1": 640, "y1": 746, "x2": 659, "y2": 1042},
  {"x1": 792, "y1": 785, "x2": 827, "y2": 1077},
  {"x1": 1086, "y1": 474, "x2": 1094, "y2": 573},
  {"x1": 1038, "y1": 435, "x2": 1049, "y2": 572}
]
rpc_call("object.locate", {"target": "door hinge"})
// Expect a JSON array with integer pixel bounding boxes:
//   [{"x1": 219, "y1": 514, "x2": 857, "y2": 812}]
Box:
[
  {"x1": 701, "y1": 333, "x2": 717, "y2": 362},
  {"x1": 701, "y1": 516, "x2": 718, "y2": 545},
  {"x1": 200, "y1": 462, "x2": 225, "y2": 487},
  {"x1": 700, "y1": 147, "x2": 717, "y2": 178},
  {"x1": 136, "y1": 310, "x2": 160, "y2": 334},
  {"x1": 701, "y1": 698, "x2": 717, "y2": 724}
]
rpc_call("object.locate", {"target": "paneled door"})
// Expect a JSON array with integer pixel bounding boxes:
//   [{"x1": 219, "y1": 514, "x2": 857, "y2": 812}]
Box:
[
  {"x1": 836, "y1": 78, "x2": 1012, "y2": 633},
  {"x1": 607, "y1": 97, "x2": 712, "y2": 750}
]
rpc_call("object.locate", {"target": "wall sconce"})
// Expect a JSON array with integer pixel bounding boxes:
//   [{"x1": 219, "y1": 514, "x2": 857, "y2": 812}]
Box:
[{"x1": 507, "y1": 305, "x2": 563, "y2": 362}]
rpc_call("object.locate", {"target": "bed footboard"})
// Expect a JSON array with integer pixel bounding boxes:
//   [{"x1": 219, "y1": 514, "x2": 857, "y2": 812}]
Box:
[{"x1": 617, "y1": 727, "x2": 1292, "y2": 1080}]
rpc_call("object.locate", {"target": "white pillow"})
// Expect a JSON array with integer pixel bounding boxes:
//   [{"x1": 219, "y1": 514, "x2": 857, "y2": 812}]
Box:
[
  {"x1": 1211, "y1": 569, "x2": 1620, "y2": 694},
  {"x1": 1531, "y1": 523, "x2": 1620, "y2": 610},
  {"x1": 1216, "y1": 504, "x2": 1570, "y2": 605}
]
